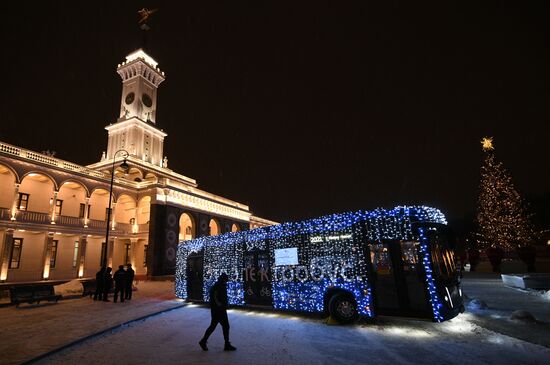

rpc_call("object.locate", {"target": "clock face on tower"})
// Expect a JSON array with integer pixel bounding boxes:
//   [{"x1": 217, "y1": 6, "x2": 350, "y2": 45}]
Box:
[
  {"x1": 142, "y1": 93, "x2": 153, "y2": 108},
  {"x1": 125, "y1": 92, "x2": 135, "y2": 104}
]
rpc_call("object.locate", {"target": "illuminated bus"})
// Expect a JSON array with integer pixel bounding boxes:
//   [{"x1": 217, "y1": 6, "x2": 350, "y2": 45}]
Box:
[{"x1": 175, "y1": 206, "x2": 463, "y2": 323}]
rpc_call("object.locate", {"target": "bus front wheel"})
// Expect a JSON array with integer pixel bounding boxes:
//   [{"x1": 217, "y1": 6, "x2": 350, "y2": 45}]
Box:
[{"x1": 328, "y1": 293, "x2": 358, "y2": 324}]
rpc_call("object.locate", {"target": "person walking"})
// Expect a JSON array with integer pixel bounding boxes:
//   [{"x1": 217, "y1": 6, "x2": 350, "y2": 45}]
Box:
[
  {"x1": 102, "y1": 267, "x2": 113, "y2": 302},
  {"x1": 113, "y1": 265, "x2": 126, "y2": 303},
  {"x1": 125, "y1": 264, "x2": 135, "y2": 300},
  {"x1": 93, "y1": 266, "x2": 105, "y2": 301},
  {"x1": 199, "y1": 273, "x2": 236, "y2": 351}
]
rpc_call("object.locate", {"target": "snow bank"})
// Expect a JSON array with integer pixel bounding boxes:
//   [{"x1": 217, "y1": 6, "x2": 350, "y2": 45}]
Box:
[
  {"x1": 53, "y1": 280, "x2": 83, "y2": 297},
  {"x1": 467, "y1": 298, "x2": 488, "y2": 310},
  {"x1": 510, "y1": 310, "x2": 537, "y2": 323}
]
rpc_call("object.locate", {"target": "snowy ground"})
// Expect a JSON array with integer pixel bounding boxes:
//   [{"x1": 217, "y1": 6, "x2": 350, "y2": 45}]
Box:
[
  {"x1": 461, "y1": 272, "x2": 550, "y2": 348},
  {"x1": 34, "y1": 305, "x2": 550, "y2": 365},
  {"x1": 0, "y1": 281, "x2": 183, "y2": 365},
  {"x1": 2, "y1": 274, "x2": 550, "y2": 365}
]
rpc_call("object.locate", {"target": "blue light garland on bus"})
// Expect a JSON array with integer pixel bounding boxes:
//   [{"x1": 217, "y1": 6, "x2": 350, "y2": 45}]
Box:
[
  {"x1": 176, "y1": 205, "x2": 447, "y2": 322},
  {"x1": 418, "y1": 227, "x2": 444, "y2": 322}
]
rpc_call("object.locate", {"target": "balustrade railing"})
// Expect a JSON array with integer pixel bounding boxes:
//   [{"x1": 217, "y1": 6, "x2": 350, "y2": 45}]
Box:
[
  {"x1": 0, "y1": 209, "x2": 149, "y2": 234},
  {"x1": 0, "y1": 208, "x2": 12, "y2": 220},
  {"x1": 87, "y1": 219, "x2": 108, "y2": 229},
  {"x1": 55, "y1": 215, "x2": 84, "y2": 227},
  {"x1": 0, "y1": 141, "x2": 140, "y2": 187},
  {"x1": 16, "y1": 210, "x2": 50, "y2": 224}
]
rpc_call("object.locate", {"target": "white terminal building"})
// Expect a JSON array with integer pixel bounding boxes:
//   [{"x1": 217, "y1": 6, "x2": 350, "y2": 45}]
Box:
[{"x1": 0, "y1": 49, "x2": 276, "y2": 283}]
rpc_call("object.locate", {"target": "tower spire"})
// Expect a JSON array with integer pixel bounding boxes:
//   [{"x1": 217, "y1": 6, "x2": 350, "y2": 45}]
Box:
[{"x1": 138, "y1": 8, "x2": 158, "y2": 49}]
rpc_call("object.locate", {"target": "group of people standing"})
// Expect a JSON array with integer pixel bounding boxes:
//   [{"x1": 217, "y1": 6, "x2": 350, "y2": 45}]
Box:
[{"x1": 93, "y1": 264, "x2": 135, "y2": 303}]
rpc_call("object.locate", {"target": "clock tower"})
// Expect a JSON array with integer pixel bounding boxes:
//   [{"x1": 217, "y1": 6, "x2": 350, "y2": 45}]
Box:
[{"x1": 104, "y1": 49, "x2": 167, "y2": 166}]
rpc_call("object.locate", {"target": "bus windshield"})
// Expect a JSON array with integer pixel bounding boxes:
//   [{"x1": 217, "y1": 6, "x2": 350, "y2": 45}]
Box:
[{"x1": 424, "y1": 226, "x2": 457, "y2": 281}]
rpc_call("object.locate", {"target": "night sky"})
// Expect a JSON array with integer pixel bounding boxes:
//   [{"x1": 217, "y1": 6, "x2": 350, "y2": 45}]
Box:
[{"x1": 1, "y1": 2, "x2": 549, "y2": 226}]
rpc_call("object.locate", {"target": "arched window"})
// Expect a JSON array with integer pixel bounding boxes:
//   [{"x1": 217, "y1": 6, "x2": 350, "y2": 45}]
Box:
[
  {"x1": 179, "y1": 213, "x2": 195, "y2": 241},
  {"x1": 209, "y1": 218, "x2": 220, "y2": 236}
]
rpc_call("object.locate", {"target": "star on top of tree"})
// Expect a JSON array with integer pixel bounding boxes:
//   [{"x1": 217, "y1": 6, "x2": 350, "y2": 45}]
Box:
[{"x1": 481, "y1": 137, "x2": 494, "y2": 151}]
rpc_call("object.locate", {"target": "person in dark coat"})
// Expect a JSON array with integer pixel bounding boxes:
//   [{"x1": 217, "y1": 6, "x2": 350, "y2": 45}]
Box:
[
  {"x1": 102, "y1": 267, "x2": 113, "y2": 302},
  {"x1": 125, "y1": 264, "x2": 135, "y2": 300},
  {"x1": 113, "y1": 265, "x2": 127, "y2": 303},
  {"x1": 93, "y1": 266, "x2": 105, "y2": 300},
  {"x1": 199, "y1": 273, "x2": 236, "y2": 351}
]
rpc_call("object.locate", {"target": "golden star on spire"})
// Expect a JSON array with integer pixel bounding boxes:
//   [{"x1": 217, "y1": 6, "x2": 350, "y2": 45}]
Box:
[
  {"x1": 138, "y1": 8, "x2": 158, "y2": 25},
  {"x1": 481, "y1": 137, "x2": 494, "y2": 151}
]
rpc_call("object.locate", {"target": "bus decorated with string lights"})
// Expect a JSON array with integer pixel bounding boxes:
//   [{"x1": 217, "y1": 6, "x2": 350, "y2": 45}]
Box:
[{"x1": 175, "y1": 206, "x2": 464, "y2": 323}]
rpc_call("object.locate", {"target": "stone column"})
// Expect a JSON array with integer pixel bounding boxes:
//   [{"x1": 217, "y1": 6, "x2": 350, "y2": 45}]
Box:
[
  {"x1": 50, "y1": 190, "x2": 59, "y2": 224},
  {"x1": 110, "y1": 202, "x2": 117, "y2": 231},
  {"x1": 41, "y1": 232, "x2": 55, "y2": 280},
  {"x1": 77, "y1": 236, "x2": 87, "y2": 277},
  {"x1": 107, "y1": 238, "x2": 115, "y2": 268},
  {"x1": 83, "y1": 197, "x2": 90, "y2": 228},
  {"x1": 130, "y1": 238, "x2": 139, "y2": 268},
  {"x1": 10, "y1": 183, "x2": 20, "y2": 220},
  {"x1": 0, "y1": 229, "x2": 14, "y2": 281},
  {"x1": 132, "y1": 207, "x2": 139, "y2": 233}
]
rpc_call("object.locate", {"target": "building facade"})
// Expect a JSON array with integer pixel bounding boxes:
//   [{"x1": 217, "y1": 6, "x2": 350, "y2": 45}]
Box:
[{"x1": 0, "y1": 49, "x2": 276, "y2": 283}]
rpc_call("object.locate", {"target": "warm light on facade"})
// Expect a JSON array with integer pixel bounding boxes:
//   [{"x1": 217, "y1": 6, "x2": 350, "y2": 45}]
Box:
[
  {"x1": 0, "y1": 46, "x2": 275, "y2": 285},
  {"x1": 43, "y1": 265, "x2": 50, "y2": 280},
  {"x1": 124, "y1": 49, "x2": 159, "y2": 68}
]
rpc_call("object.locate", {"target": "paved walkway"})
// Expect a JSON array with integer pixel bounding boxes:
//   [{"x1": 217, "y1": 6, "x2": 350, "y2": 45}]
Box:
[
  {"x1": 0, "y1": 281, "x2": 183, "y2": 365},
  {"x1": 461, "y1": 272, "x2": 550, "y2": 348}
]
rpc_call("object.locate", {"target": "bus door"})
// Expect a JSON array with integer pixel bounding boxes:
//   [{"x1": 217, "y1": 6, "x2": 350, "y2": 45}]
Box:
[
  {"x1": 399, "y1": 240, "x2": 430, "y2": 315},
  {"x1": 368, "y1": 242, "x2": 400, "y2": 313},
  {"x1": 369, "y1": 241, "x2": 430, "y2": 316},
  {"x1": 186, "y1": 253, "x2": 204, "y2": 301},
  {"x1": 244, "y1": 250, "x2": 272, "y2": 306}
]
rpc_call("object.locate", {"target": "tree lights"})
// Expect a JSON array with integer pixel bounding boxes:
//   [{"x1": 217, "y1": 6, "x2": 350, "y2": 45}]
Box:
[
  {"x1": 175, "y1": 205, "x2": 449, "y2": 322},
  {"x1": 474, "y1": 137, "x2": 537, "y2": 252}
]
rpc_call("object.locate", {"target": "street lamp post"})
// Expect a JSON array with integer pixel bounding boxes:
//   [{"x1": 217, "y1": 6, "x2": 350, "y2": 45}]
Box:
[{"x1": 102, "y1": 149, "x2": 129, "y2": 267}]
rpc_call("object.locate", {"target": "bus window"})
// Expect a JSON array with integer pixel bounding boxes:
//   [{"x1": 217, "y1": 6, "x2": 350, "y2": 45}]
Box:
[
  {"x1": 427, "y1": 229, "x2": 457, "y2": 280},
  {"x1": 400, "y1": 241, "x2": 418, "y2": 269},
  {"x1": 370, "y1": 244, "x2": 392, "y2": 275},
  {"x1": 369, "y1": 242, "x2": 399, "y2": 310}
]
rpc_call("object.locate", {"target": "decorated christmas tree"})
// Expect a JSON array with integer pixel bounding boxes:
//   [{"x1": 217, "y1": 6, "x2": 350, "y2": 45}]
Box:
[{"x1": 473, "y1": 137, "x2": 537, "y2": 271}]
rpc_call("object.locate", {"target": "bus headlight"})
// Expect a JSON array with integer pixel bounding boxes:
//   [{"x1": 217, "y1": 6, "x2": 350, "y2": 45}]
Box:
[
  {"x1": 444, "y1": 295, "x2": 449, "y2": 302},
  {"x1": 459, "y1": 288, "x2": 462, "y2": 297}
]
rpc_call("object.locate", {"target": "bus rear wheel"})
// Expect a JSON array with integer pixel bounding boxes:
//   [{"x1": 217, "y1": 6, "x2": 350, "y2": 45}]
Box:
[{"x1": 329, "y1": 293, "x2": 358, "y2": 324}]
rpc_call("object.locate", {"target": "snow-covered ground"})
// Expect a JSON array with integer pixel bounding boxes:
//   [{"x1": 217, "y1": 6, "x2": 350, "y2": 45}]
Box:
[
  {"x1": 35, "y1": 305, "x2": 550, "y2": 365},
  {"x1": 2, "y1": 274, "x2": 550, "y2": 365},
  {"x1": 0, "y1": 281, "x2": 182, "y2": 365},
  {"x1": 461, "y1": 272, "x2": 550, "y2": 348}
]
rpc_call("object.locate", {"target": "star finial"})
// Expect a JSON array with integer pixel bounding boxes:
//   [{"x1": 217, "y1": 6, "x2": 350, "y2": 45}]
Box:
[
  {"x1": 481, "y1": 137, "x2": 494, "y2": 151},
  {"x1": 138, "y1": 8, "x2": 158, "y2": 25}
]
